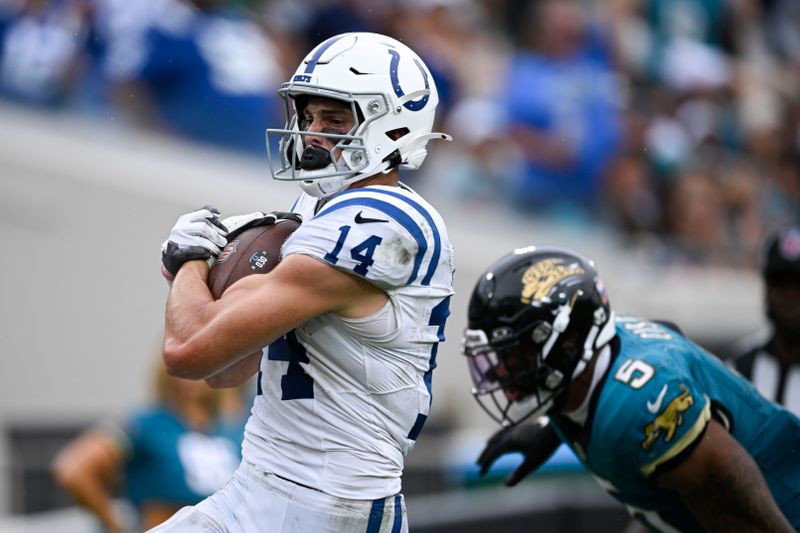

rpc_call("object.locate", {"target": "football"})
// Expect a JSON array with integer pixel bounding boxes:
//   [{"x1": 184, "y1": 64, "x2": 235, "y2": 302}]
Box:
[{"x1": 207, "y1": 218, "x2": 301, "y2": 299}]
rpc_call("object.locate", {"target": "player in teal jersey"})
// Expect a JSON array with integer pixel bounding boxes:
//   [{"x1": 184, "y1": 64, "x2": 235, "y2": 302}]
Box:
[
  {"x1": 464, "y1": 246, "x2": 800, "y2": 532},
  {"x1": 53, "y1": 365, "x2": 245, "y2": 531}
]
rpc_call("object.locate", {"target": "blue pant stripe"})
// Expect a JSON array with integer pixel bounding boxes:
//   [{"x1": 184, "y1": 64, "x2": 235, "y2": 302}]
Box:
[
  {"x1": 366, "y1": 497, "x2": 386, "y2": 533},
  {"x1": 391, "y1": 495, "x2": 403, "y2": 533}
]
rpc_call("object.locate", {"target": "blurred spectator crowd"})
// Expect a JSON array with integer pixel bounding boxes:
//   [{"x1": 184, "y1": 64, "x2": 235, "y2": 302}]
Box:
[{"x1": 1, "y1": 0, "x2": 798, "y2": 267}]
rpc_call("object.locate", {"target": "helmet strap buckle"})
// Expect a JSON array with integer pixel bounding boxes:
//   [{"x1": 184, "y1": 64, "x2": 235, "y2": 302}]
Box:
[{"x1": 543, "y1": 368, "x2": 564, "y2": 390}]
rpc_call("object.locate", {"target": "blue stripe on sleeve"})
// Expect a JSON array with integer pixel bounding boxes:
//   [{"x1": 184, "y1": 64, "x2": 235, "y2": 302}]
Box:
[
  {"x1": 330, "y1": 188, "x2": 442, "y2": 285},
  {"x1": 314, "y1": 197, "x2": 427, "y2": 285}
]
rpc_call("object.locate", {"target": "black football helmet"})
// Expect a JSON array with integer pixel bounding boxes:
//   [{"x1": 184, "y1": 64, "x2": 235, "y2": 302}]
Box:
[
  {"x1": 763, "y1": 226, "x2": 800, "y2": 282},
  {"x1": 464, "y1": 246, "x2": 616, "y2": 426},
  {"x1": 762, "y1": 226, "x2": 800, "y2": 340}
]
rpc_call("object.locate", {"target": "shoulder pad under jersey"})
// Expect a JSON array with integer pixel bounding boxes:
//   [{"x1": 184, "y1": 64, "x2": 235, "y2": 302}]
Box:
[{"x1": 282, "y1": 186, "x2": 447, "y2": 289}]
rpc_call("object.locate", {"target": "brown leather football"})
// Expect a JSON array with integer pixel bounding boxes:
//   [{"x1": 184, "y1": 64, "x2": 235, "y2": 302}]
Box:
[{"x1": 207, "y1": 218, "x2": 300, "y2": 299}]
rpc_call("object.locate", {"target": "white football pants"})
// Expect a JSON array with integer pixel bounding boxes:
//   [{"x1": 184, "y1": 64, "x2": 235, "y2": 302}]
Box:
[{"x1": 146, "y1": 461, "x2": 408, "y2": 533}]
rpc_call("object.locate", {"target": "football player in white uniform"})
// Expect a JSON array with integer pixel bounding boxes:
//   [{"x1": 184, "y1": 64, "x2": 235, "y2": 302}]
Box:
[{"x1": 154, "y1": 32, "x2": 454, "y2": 532}]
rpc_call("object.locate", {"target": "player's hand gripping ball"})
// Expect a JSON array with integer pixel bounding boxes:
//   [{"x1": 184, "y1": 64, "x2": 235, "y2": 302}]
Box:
[
  {"x1": 207, "y1": 212, "x2": 301, "y2": 299},
  {"x1": 161, "y1": 205, "x2": 229, "y2": 282}
]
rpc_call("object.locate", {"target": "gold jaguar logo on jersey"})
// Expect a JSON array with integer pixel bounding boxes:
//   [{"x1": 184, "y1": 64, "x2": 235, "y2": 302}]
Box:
[
  {"x1": 520, "y1": 259, "x2": 585, "y2": 304},
  {"x1": 641, "y1": 385, "x2": 693, "y2": 451}
]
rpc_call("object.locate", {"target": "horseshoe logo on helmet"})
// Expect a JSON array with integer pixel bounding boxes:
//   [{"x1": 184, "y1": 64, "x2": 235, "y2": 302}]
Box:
[{"x1": 388, "y1": 49, "x2": 430, "y2": 111}]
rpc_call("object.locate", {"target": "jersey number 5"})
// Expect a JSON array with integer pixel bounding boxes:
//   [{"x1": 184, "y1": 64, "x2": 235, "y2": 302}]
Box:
[{"x1": 614, "y1": 359, "x2": 655, "y2": 389}]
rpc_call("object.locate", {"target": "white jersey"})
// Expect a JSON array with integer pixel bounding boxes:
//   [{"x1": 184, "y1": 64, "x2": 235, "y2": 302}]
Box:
[{"x1": 242, "y1": 184, "x2": 454, "y2": 500}]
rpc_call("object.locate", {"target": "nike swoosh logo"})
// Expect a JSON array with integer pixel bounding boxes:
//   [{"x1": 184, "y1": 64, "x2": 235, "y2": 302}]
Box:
[
  {"x1": 354, "y1": 211, "x2": 389, "y2": 224},
  {"x1": 647, "y1": 384, "x2": 668, "y2": 414}
]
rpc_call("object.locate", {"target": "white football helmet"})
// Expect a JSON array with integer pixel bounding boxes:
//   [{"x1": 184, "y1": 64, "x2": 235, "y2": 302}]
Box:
[{"x1": 266, "y1": 32, "x2": 451, "y2": 198}]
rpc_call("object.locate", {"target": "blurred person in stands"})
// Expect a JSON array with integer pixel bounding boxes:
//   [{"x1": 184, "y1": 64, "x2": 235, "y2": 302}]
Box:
[
  {"x1": 0, "y1": 0, "x2": 90, "y2": 107},
  {"x1": 727, "y1": 226, "x2": 800, "y2": 418},
  {"x1": 420, "y1": 97, "x2": 522, "y2": 205},
  {"x1": 386, "y1": 0, "x2": 489, "y2": 117},
  {"x1": 152, "y1": 32, "x2": 453, "y2": 532},
  {"x1": 662, "y1": 164, "x2": 727, "y2": 265},
  {"x1": 101, "y1": 0, "x2": 283, "y2": 155},
  {"x1": 52, "y1": 363, "x2": 246, "y2": 532},
  {"x1": 464, "y1": 246, "x2": 800, "y2": 531},
  {"x1": 77, "y1": 0, "x2": 184, "y2": 114},
  {"x1": 301, "y1": 0, "x2": 378, "y2": 49},
  {"x1": 500, "y1": 0, "x2": 623, "y2": 219},
  {"x1": 602, "y1": 150, "x2": 661, "y2": 240}
]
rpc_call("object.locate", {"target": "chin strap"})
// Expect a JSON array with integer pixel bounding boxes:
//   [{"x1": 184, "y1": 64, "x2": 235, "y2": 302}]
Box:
[
  {"x1": 541, "y1": 304, "x2": 573, "y2": 364},
  {"x1": 564, "y1": 345, "x2": 612, "y2": 425},
  {"x1": 572, "y1": 310, "x2": 616, "y2": 379}
]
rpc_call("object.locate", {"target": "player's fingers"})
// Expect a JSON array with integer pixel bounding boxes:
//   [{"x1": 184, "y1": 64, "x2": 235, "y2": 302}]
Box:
[
  {"x1": 184, "y1": 207, "x2": 218, "y2": 223},
  {"x1": 208, "y1": 215, "x2": 228, "y2": 233},
  {"x1": 476, "y1": 441, "x2": 497, "y2": 467},
  {"x1": 221, "y1": 212, "x2": 266, "y2": 233},
  {"x1": 269, "y1": 211, "x2": 303, "y2": 224},
  {"x1": 205, "y1": 227, "x2": 229, "y2": 249},
  {"x1": 184, "y1": 220, "x2": 228, "y2": 248},
  {"x1": 505, "y1": 459, "x2": 536, "y2": 487},
  {"x1": 477, "y1": 458, "x2": 493, "y2": 478},
  {"x1": 199, "y1": 205, "x2": 221, "y2": 216},
  {"x1": 477, "y1": 445, "x2": 504, "y2": 477},
  {"x1": 188, "y1": 207, "x2": 228, "y2": 234},
  {"x1": 184, "y1": 236, "x2": 223, "y2": 255}
]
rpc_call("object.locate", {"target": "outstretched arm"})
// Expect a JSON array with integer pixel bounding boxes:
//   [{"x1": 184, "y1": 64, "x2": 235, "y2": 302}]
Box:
[
  {"x1": 655, "y1": 419, "x2": 793, "y2": 532},
  {"x1": 476, "y1": 417, "x2": 562, "y2": 486},
  {"x1": 51, "y1": 429, "x2": 125, "y2": 532}
]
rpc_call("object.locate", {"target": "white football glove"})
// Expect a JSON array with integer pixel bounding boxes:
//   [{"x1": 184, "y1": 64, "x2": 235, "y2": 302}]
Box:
[
  {"x1": 161, "y1": 205, "x2": 228, "y2": 282},
  {"x1": 220, "y1": 211, "x2": 270, "y2": 235},
  {"x1": 222, "y1": 211, "x2": 303, "y2": 241}
]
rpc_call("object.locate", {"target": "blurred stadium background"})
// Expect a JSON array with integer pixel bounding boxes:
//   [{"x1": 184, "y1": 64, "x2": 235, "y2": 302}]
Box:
[{"x1": 0, "y1": 0, "x2": 796, "y2": 531}]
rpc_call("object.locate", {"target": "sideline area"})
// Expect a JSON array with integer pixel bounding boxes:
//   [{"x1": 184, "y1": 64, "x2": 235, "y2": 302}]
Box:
[{"x1": 0, "y1": 103, "x2": 764, "y2": 530}]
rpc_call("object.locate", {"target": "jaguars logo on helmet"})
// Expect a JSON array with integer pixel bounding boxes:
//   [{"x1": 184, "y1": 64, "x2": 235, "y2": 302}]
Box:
[{"x1": 463, "y1": 246, "x2": 616, "y2": 426}]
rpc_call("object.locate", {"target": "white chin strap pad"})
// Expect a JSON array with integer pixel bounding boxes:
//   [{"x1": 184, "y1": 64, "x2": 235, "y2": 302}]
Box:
[
  {"x1": 299, "y1": 177, "x2": 343, "y2": 198},
  {"x1": 572, "y1": 310, "x2": 616, "y2": 379},
  {"x1": 541, "y1": 304, "x2": 573, "y2": 363}
]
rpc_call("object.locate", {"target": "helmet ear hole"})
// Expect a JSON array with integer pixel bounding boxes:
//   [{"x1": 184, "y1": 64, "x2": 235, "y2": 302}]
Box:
[{"x1": 386, "y1": 127, "x2": 410, "y2": 141}]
